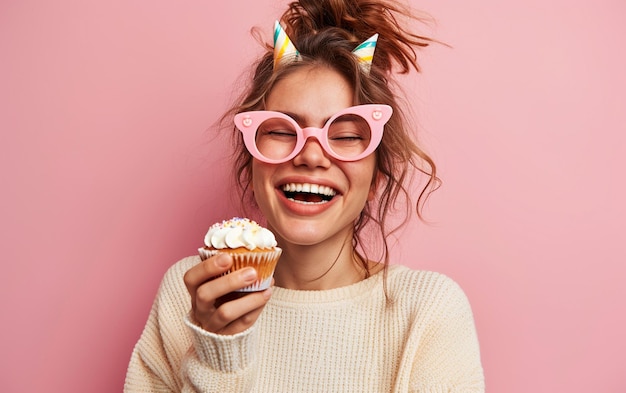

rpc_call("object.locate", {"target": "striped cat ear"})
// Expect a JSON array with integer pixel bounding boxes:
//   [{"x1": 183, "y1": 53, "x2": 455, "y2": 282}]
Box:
[
  {"x1": 352, "y1": 34, "x2": 378, "y2": 74},
  {"x1": 273, "y1": 21, "x2": 300, "y2": 69}
]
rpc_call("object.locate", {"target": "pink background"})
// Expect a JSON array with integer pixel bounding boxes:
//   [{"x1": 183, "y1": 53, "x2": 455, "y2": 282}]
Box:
[{"x1": 1, "y1": 0, "x2": 625, "y2": 392}]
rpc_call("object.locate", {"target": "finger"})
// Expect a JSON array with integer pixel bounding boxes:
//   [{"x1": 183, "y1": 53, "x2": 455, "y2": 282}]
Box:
[
  {"x1": 218, "y1": 307, "x2": 265, "y2": 336},
  {"x1": 183, "y1": 254, "x2": 233, "y2": 298},
  {"x1": 214, "y1": 291, "x2": 247, "y2": 309},
  {"x1": 208, "y1": 288, "x2": 273, "y2": 334},
  {"x1": 194, "y1": 268, "x2": 258, "y2": 314}
]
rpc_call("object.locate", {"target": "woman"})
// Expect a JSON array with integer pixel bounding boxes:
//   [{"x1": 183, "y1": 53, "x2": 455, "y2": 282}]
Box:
[{"x1": 125, "y1": 0, "x2": 484, "y2": 391}]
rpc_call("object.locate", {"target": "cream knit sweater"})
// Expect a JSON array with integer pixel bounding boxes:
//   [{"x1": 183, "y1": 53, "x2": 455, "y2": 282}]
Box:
[{"x1": 125, "y1": 256, "x2": 484, "y2": 392}]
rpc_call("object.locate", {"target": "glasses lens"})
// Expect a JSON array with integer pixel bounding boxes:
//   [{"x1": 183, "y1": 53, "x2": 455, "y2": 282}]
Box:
[
  {"x1": 327, "y1": 115, "x2": 372, "y2": 159},
  {"x1": 255, "y1": 118, "x2": 298, "y2": 160}
]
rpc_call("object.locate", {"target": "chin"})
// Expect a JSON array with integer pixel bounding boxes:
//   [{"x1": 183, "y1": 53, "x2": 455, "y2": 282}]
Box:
[{"x1": 270, "y1": 215, "x2": 354, "y2": 248}]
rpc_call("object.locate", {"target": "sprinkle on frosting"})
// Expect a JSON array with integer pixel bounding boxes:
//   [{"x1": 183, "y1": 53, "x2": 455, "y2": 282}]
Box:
[{"x1": 203, "y1": 217, "x2": 277, "y2": 251}]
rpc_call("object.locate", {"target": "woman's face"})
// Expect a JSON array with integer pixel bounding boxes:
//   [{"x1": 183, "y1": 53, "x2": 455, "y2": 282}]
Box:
[{"x1": 251, "y1": 66, "x2": 377, "y2": 247}]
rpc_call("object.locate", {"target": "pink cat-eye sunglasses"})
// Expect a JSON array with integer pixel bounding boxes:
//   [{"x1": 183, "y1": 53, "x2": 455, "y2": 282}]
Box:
[{"x1": 235, "y1": 104, "x2": 392, "y2": 164}]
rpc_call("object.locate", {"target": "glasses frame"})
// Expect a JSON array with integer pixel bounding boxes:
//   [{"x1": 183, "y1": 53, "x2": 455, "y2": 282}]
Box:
[{"x1": 234, "y1": 104, "x2": 393, "y2": 164}]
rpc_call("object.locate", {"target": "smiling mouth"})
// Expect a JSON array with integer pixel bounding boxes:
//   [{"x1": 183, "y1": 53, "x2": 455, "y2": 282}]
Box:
[{"x1": 281, "y1": 182, "x2": 338, "y2": 204}]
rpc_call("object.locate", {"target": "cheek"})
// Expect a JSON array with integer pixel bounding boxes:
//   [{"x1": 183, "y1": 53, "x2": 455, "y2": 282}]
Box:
[
  {"x1": 250, "y1": 162, "x2": 262, "y2": 194},
  {"x1": 250, "y1": 160, "x2": 274, "y2": 199},
  {"x1": 345, "y1": 158, "x2": 378, "y2": 201}
]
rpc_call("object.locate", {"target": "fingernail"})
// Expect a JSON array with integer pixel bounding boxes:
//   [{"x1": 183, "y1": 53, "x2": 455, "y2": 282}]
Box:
[
  {"x1": 215, "y1": 254, "x2": 231, "y2": 268},
  {"x1": 263, "y1": 286, "x2": 273, "y2": 300},
  {"x1": 241, "y1": 268, "x2": 257, "y2": 281}
]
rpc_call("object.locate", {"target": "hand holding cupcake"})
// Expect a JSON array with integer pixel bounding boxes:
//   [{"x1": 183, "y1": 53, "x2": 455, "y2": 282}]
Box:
[{"x1": 184, "y1": 217, "x2": 281, "y2": 335}]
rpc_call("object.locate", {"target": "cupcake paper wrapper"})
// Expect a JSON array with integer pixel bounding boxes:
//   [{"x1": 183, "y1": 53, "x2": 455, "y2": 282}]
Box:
[{"x1": 197, "y1": 247, "x2": 282, "y2": 292}]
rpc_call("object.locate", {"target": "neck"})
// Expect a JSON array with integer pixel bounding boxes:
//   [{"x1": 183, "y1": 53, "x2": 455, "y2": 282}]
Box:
[{"x1": 273, "y1": 232, "x2": 367, "y2": 290}]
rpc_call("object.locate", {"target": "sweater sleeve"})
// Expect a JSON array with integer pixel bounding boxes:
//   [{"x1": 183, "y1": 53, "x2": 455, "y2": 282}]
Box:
[
  {"x1": 124, "y1": 256, "x2": 259, "y2": 393},
  {"x1": 181, "y1": 316, "x2": 259, "y2": 392},
  {"x1": 408, "y1": 273, "x2": 485, "y2": 393}
]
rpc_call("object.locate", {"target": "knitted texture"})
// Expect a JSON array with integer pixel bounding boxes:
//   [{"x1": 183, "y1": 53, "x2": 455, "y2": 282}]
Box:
[{"x1": 125, "y1": 256, "x2": 484, "y2": 392}]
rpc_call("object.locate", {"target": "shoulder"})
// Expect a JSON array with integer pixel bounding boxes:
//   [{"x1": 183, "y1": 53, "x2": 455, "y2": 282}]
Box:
[
  {"x1": 386, "y1": 264, "x2": 465, "y2": 294},
  {"x1": 385, "y1": 265, "x2": 472, "y2": 312}
]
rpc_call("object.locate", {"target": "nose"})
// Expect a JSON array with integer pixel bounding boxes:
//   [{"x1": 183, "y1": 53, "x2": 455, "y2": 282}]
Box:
[{"x1": 292, "y1": 137, "x2": 331, "y2": 168}]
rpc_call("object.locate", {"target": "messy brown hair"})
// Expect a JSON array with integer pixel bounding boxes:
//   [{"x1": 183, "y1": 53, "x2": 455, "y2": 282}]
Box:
[{"x1": 225, "y1": 0, "x2": 440, "y2": 273}]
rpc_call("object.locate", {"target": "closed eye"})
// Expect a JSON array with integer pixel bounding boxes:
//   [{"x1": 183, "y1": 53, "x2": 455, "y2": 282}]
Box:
[
  {"x1": 258, "y1": 118, "x2": 297, "y2": 139},
  {"x1": 268, "y1": 130, "x2": 297, "y2": 136},
  {"x1": 328, "y1": 115, "x2": 370, "y2": 143},
  {"x1": 330, "y1": 134, "x2": 364, "y2": 141}
]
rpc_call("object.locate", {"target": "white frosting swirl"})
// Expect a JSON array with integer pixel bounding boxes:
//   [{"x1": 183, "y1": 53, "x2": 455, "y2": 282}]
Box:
[{"x1": 203, "y1": 217, "x2": 277, "y2": 250}]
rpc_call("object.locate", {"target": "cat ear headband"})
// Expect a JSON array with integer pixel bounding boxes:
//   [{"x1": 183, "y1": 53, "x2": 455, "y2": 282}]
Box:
[{"x1": 273, "y1": 21, "x2": 378, "y2": 74}]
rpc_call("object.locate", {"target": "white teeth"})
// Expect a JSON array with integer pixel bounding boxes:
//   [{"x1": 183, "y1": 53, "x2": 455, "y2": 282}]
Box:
[{"x1": 281, "y1": 183, "x2": 337, "y2": 197}]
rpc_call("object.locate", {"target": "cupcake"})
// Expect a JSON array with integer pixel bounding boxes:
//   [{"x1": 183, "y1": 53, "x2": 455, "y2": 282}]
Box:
[{"x1": 198, "y1": 217, "x2": 281, "y2": 292}]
